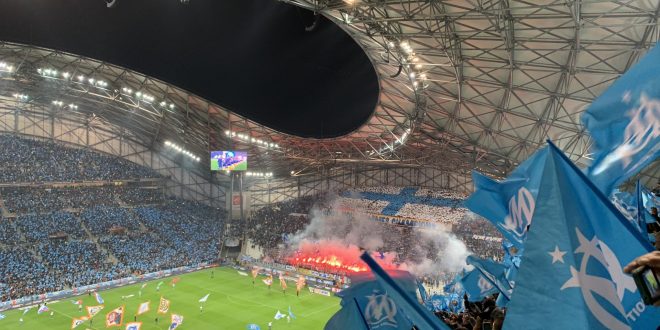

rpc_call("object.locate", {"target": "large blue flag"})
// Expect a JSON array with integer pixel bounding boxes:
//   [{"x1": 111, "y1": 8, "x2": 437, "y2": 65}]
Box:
[
  {"x1": 465, "y1": 147, "x2": 549, "y2": 248},
  {"x1": 460, "y1": 269, "x2": 498, "y2": 302},
  {"x1": 504, "y1": 142, "x2": 659, "y2": 330},
  {"x1": 466, "y1": 255, "x2": 513, "y2": 300},
  {"x1": 443, "y1": 272, "x2": 464, "y2": 294},
  {"x1": 324, "y1": 270, "x2": 418, "y2": 330},
  {"x1": 424, "y1": 293, "x2": 464, "y2": 313},
  {"x1": 425, "y1": 294, "x2": 447, "y2": 312},
  {"x1": 582, "y1": 44, "x2": 660, "y2": 196},
  {"x1": 360, "y1": 253, "x2": 452, "y2": 330},
  {"x1": 325, "y1": 297, "x2": 370, "y2": 330}
]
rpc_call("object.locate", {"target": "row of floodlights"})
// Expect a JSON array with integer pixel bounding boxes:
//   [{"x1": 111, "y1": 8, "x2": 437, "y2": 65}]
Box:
[
  {"x1": 387, "y1": 41, "x2": 429, "y2": 90},
  {"x1": 52, "y1": 100, "x2": 78, "y2": 109},
  {"x1": 39, "y1": 68, "x2": 110, "y2": 88},
  {"x1": 36, "y1": 67, "x2": 175, "y2": 109},
  {"x1": 121, "y1": 87, "x2": 158, "y2": 103},
  {"x1": 224, "y1": 130, "x2": 279, "y2": 149},
  {"x1": 164, "y1": 140, "x2": 200, "y2": 162},
  {"x1": 0, "y1": 62, "x2": 14, "y2": 72},
  {"x1": 12, "y1": 93, "x2": 29, "y2": 101},
  {"x1": 12, "y1": 93, "x2": 79, "y2": 110}
]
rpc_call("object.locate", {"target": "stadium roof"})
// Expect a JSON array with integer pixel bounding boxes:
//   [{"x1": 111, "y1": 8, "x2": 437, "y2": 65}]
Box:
[
  {"x1": 0, "y1": 0, "x2": 378, "y2": 139},
  {"x1": 0, "y1": 0, "x2": 658, "y2": 185}
]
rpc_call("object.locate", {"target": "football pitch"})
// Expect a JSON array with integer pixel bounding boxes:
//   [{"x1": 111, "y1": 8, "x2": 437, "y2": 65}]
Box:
[{"x1": 1, "y1": 267, "x2": 340, "y2": 330}]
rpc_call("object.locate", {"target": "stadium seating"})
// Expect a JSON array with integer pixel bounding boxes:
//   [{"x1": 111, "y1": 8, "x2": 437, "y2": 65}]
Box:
[
  {"x1": 0, "y1": 135, "x2": 161, "y2": 183},
  {"x1": 0, "y1": 136, "x2": 224, "y2": 302},
  {"x1": 245, "y1": 190, "x2": 502, "y2": 264},
  {"x1": 17, "y1": 211, "x2": 86, "y2": 240},
  {"x1": 0, "y1": 135, "x2": 501, "y2": 307}
]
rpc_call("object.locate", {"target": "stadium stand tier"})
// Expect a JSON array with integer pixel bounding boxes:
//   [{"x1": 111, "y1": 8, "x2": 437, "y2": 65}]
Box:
[
  {"x1": 0, "y1": 136, "x2": 224, "y2": 302},
  {"x1": 0, "y1": 136, "x2": 506, "y2": 330}
]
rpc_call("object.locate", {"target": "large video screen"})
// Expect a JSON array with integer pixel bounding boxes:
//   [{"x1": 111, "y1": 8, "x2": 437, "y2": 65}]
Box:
[{"x1": 210, "y1": 151, "x2": 247, "y2": 171}]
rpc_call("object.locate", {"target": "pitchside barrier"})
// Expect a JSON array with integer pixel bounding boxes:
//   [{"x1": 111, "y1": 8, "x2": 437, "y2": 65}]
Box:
[
  {"x1": 242, "y1": 261, "x2": 350, "y2": 295},
  {"x1": 0, "y1": 262, "x2": 217, "y2": 312}
]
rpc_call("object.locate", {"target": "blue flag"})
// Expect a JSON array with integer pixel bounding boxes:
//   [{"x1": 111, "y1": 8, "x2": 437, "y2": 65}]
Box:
[
  {"x1": 325, "y1": 297, "x2": 370, "y2": 330},
  {"x1": 582, "y1": 44, "x2": 660, "y2": 196},
  {"x1": 288, "y1": 306, "x2": 296, "y2": 320},
  {"x1": 37, "y1": 304, "x2": 49, "y2": 314},
  {"x1": 639, "y1": 182, "x2": 659, "y2": 224},
  {"x1": 94, "y1": 292, "x2": 104, "y2": 304},
  {"x1": 466, "y1": 256, "x2": 513, "y2": 300},
  {"x1": 504, "y1": 142, "x2": 659, "y2": 330},
  {"x1": 460, "y1": 269, "x2": 498, "y2": 302},
  {"x1": 416, "y1": 280, "x2": 428, "y2": 303},
  {"x1": 324, "y1": 270, "x2": 418, "y2": 330},
  {"x1": 611, "y1": 188, "x2": 642, "y2": 233},
  {"x1": 425, "y1": 294, "x2": 447, "y2": 312},
  {"x1": 360, "y1": 253, "x2": 452, "y2": 330},
  {"x1": 639, "y1": 182, "x2": 659, "y2": 243},
  {"x1": 443, "y1": 272, "x2": 464, "y2": 294},
  {"x1": 465, "y1": 147, "x2": 549, "y2": 249}
]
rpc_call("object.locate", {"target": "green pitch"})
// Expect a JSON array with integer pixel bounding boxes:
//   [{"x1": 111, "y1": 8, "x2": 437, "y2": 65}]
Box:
[{"x1": 1, "y1": 267, "x2": 340, "y2": 329}]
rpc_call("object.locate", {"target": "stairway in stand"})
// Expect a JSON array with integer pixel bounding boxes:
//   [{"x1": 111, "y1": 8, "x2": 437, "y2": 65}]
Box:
[
  {"x1": 77, "y1": 215, "x2": 120, "y2": 265},
  {"x1": 0, "y1": 194, "x2": 15, "y2": 218}
]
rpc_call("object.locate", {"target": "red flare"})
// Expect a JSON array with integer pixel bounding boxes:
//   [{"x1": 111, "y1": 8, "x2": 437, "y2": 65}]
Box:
[{"x1": 285, "y1": 239, "x2": 399, "y2": 274}]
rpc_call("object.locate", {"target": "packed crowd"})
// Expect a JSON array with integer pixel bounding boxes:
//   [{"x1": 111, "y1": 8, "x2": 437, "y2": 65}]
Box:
[
  {"x1": 0, "y1": 134, "x2": 160, "y2": 183},
  {"x1": 0, "y1": 246, "x2": 50, "y2": 300},
  {"x1": 0, "y1": 139, "x2": 226, "y2": 302},
  {"x1": 36, "y1": 240, "x2": 119, "y2": 288},
  {"x1": 453, "y1": 217, "x2": 504, "y2": 261},
  {"x1": 0, "y1": 196, "x2": 225, "y2": 301},
  {"x1": 2, "y1": 185, "x2": 163, "y2": 214},
  {"x1": 81, "y1": 206, "x2": 143, "y2": 235},
  {"x1": 0, "y1": 219, "x2": 21, "y2": 245},
  {"x1": 436, "y1": 294, "x2": 505, "y2": 330},
  {"x1": 244, "y1": 190, "x2": 501, "y2": 261},
  {"x1": 2, "y1": 187, "x2": 117, "y2": 214},
  {"x1": 132, "y1": 201, "x2": 224, "y2": 268},
  {"x1": 16, "y1": 211, "x2": 87, "y2": 240},
  {"x1": 243, "y1": 196, "x2": 317, "y2": 249}
]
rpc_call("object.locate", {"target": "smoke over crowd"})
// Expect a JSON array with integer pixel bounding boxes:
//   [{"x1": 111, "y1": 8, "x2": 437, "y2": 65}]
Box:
[{"x1": 283, "y1": 198, "x2": 471, "y2": 277}]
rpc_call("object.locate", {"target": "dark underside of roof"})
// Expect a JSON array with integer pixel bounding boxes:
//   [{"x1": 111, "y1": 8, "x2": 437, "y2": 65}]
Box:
[{"x1": 0, "y1": 0, "x2": 379, "y2": 138}]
